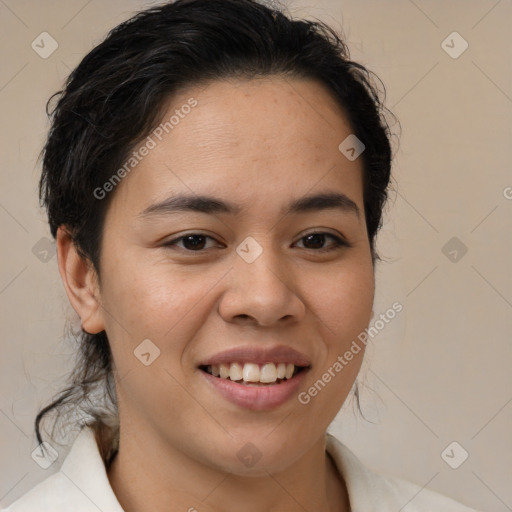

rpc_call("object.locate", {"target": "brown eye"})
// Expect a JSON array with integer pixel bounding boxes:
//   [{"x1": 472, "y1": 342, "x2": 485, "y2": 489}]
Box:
[
  {"x1": 181, "y1": 235, "x2": 208, "y2": 250},
  {"x1": 163, "y1": 233, "x2": 221, "y2": 252},
  {"x1": 302, "y1": 233, "x2": 327, "y2": 249},
  {"x1": 295, "y1": 232, "x2": 349, "y2": 252}
]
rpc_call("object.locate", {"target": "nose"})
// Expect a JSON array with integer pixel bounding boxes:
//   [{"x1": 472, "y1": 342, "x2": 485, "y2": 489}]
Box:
[{"x1": 218, "y1": 245, "x2": 306, "y2": 327}]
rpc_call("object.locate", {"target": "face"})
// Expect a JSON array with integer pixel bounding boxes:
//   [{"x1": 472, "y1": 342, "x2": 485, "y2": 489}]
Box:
[{"x1": 90, "y1": 76, "x2": 374, "y2": 475}]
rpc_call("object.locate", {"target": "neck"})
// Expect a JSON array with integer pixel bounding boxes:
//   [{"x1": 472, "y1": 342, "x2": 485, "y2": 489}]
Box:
[{"x1": 107, "y1": 424, "x2": 350, "y2": 512}]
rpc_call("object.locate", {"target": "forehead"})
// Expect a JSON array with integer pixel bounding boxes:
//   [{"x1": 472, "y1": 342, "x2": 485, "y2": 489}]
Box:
[
  {"x1": 170, "y1": 76, "x2": 353, "y2": 154},
  {"x1": 107, "y1": 76, "x2": 364, "y2": 218}
]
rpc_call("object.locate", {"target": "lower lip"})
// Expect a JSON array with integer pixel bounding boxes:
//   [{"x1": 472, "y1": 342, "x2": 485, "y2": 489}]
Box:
[{"x1": 199, "y1": 368, "x2": 309, "y2": 410}]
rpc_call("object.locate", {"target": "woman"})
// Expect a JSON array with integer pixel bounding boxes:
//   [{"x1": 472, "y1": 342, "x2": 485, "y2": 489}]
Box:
[{"x1": 2, "y1": 0, "x2": 480, "y2": 510}]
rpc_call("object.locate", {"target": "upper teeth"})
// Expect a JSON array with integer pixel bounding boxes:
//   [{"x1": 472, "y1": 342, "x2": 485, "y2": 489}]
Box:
[{"x1": 207, "y1": 362, "x2": 296, "y2": 383}]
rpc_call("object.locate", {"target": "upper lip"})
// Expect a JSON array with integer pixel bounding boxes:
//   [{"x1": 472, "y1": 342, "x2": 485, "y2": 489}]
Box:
[{"x1": 198, "y1": 345, "x2": 311, "y2": 367}]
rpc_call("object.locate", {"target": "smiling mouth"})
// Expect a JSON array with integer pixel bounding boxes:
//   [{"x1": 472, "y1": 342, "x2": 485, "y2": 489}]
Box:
[{"x1": 199, "y1": 362, "x2": 308, "y2": 386}]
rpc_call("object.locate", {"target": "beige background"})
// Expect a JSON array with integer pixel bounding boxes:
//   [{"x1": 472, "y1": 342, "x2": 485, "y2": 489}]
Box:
[{"x1": 1, "y1": 0, "x2": 511, "y2": 510}]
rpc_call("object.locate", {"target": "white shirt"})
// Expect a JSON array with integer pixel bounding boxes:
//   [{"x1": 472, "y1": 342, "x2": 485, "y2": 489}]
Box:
[{"x1": 1, "y1": 426, "x2": 479, "y2": 511}]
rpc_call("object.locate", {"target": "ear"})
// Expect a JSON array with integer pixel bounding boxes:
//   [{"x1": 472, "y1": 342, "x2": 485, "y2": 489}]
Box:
[{"x1": 56, "y1": 226, "x2": 106, "y2": 334}]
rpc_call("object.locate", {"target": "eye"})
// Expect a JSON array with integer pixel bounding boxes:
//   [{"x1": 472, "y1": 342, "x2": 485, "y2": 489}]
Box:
[
  {"x1": 162, "y1": 231, "x2": 350, "y2": 254},
  {"x1": 294, "y1": 231, "x2": 350, "y2": 252},
  {"x1": 163, "y1": 233, "x2": 223, "y2": 252}
]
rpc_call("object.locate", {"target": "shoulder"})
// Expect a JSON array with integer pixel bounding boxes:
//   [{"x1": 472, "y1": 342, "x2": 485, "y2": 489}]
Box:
[
  {"x1": 1, "y1": 427, "x2": 123, "y2": 512},
  {"x1": 325, "y1": 433, "x2": 480, "y2": 512}
]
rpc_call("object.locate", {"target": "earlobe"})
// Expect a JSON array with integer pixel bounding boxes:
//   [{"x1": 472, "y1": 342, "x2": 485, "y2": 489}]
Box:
[{"x1": 56, "y1": 226, "x2": 106, "y2": 334}]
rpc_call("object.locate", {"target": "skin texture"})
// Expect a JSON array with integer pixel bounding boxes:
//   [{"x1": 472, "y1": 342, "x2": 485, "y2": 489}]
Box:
[{"x1": 57, "y1": 76, "x2": 375, "y2": 512}]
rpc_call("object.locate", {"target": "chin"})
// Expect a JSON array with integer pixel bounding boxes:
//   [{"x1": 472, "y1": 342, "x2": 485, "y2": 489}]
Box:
[{"x1": 196, "y1": 431, "x2": 317, "y2": 477}]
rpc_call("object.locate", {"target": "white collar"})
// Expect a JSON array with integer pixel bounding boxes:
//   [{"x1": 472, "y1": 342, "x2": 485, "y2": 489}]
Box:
[
  {"x1": 60, "y1": 426, "x2": 377, "y2": 510},
  {"x1": 3, "y1": 425, "x2": 477, "y2": 511}
]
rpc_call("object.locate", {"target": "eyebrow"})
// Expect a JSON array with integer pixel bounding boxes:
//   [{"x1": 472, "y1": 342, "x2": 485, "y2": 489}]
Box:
[{"x1": 138, "y1": 191, "x2": 361, "y2": 220}]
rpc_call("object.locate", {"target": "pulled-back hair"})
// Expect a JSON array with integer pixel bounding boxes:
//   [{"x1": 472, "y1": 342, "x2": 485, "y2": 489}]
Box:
[{"x1": 36, "y1": 0, "x2": 398, "y2": 465}]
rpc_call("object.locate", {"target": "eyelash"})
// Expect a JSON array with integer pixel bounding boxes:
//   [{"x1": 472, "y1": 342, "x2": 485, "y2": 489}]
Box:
[{"x1": 162, "y1": 231, "x2": 350, "y2": 254}]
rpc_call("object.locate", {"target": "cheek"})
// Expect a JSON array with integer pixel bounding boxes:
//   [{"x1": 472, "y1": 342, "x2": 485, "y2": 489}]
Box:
[
  {"x1": 299, "y1": 264, "x2": 374, "y2": 411},
  {"x1": 309, "y1": 259, "x2": 375, "y2": 343},
  {"x1": 290, "y1": 265, "x2": 374, "y2": 443},
  {"x1": 98, "y1": 255, "x2": 227, "y2": 355}
]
